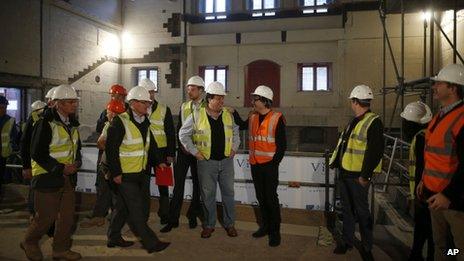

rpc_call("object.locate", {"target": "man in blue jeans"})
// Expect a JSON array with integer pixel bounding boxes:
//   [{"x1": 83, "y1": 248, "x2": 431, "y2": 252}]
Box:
[{"x1": 179, "y1": 81, "x2": 240, "y2": 238}]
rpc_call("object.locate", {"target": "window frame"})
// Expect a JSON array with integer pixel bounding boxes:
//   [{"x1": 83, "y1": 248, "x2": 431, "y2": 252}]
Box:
[
  {"x1": 297, "y1": 63, "x2": 332, "y2": 92},
  {"x1": 201, "y1": 0, "x2": 228, "y2": 20},
  {"x1": 250, "y1": 0, "x2": 278, "y2": 17},
  {"x1": 199, "y1": 65, "x2": 229, "y2": 92},
  {"x1": 300, "y1": 0, "x2": 329, "y2": 14},
  {"x1": 135, "y1": 67, "x2": 159, "y2": 92}
]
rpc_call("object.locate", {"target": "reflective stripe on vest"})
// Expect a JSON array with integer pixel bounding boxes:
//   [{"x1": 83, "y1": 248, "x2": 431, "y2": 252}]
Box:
[
  {"x1": 32, "y1": 121, "x2": 79, "y2": 176},
  {"x1": 248, "y1": 111, "x2": 282, "y2": 164},
  {"x1": 192, "y1": 108, "x2": 233, "y2": 160},
  {"x1": 181, "y1": 101, "x2": 193, "y2": 125},
  {"x1": 408, "y1": 129, "x2": 425, "y2": 199},
  {"x1": 1, "y1": 117, "x2": 14, "y2": 158},
  {"x1": 333, "y1": 112, "x2": 382, "y2": 173},
  {"x1": 118, "y1": 112, "x2": 150, "y2": 173},
  {"x1": 149, "y1": 103, "x2": 167, "y2": 148},
  {"x1": 423, "y1": 105, "x2": 464, "y2": 193}
]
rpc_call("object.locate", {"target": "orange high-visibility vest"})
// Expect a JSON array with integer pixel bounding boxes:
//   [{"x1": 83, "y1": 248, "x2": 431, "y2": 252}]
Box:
[
  {"x1": 248, "y1": 111, "x2": 282, "y2": 164},
  {"x1": 423, "y1": 104, "x2": 464, "y2": 193}
]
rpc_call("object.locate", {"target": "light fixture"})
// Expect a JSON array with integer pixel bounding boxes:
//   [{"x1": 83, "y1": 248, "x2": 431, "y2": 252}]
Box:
[{"x1": 421, "y1": 10, "x2": 432, "y2": 22}]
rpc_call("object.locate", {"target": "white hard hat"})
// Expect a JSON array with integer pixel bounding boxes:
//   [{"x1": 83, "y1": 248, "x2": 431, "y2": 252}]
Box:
[
  {"x1": 31, "y1": 100, "x2": 47, "y2": 111},
  {"x1": 127, "y1": 86, "x2": 151, "y2": 102},
  {"x1": 400, "y1": 101, "x2": 433, "y2": 124},
  {"x1": 45, "y1": 87, "x2": 56, "y2": 99},
  {"x1": 186, "y1": 76, "x2": 205, "y2": 88},
  {"x1": 139, "y1": 78, "x2": 157, "y2": 92},
  {"x1": 251, "y1": 85, "x2": 273, "y2": 101},
  {"x1": 52, "y1": 84, "x2": 79, "y2": 100},
  {"x1": 348, "y1": 84, "x2": 374, "y2": 100},
  {"x1": 205, "y1": 81, "x2": 227, "y2": 96},
  {"x1": 431, "y1": 63, "x2": 464, "y2": 86}
]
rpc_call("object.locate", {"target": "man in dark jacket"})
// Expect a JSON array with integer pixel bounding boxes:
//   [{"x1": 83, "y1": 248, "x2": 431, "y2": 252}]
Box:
[
  {"x1": 21, "y1": 84, "x2": 82, "y2": 261},
  {"x1": 329, "y1": 85, "x2": 384, "y2": 261},
  {"x1": 105, "y1": 86, "x2": 170, "y2": 253},
  {"x1": 0, "y1": 95, "x2": 18, "y2": 198}
]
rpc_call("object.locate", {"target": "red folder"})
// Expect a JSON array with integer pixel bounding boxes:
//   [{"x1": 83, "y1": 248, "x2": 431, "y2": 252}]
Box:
[{"x1": 155, "y1": 166, "x2": 174, "y2": 186}]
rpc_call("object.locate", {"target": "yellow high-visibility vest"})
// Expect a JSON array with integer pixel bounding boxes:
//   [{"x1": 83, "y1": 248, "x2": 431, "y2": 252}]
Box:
[
  {"x1": 118, "y1": 112, "x2": 150, "y2": 173},
  {"x1": 1, "y1": 117, "x2": 14, "y2": 158},
  {"x1": 32, "y1": 121, "x2": 79, "y2": 176},
  {"x1": 149, "y1": 103, "x2": 167, "y2": 148},
  {"x1": 330, "y1": 112, "x2": 382, "y2": 174},
  {"x1": 181, "y1": 100, "x2": 206, "y2": 125},
  {"x1": 408, "y1": 129, "x2": 425, "y2": 199},
  {"x1": 192, "y1": 107, "x2": 233, "y2": 160}
]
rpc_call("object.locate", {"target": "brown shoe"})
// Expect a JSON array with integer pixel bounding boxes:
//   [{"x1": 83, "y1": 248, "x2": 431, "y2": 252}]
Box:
[
  {"x1": 52, "y1": 250, "x2": 82, "y2": 260},
  {"x1": 80, "y1": 217, "x2": 105, "y2": 228},
  {"x1": 201, "y1": 228, "x2": 215, "y2": 238},
  {"x1": 226, "y1": 226, "x2": 238, "y2": 237},
  {"x1": 20, "y1": 241, "x2": 43, "y2": 261}
]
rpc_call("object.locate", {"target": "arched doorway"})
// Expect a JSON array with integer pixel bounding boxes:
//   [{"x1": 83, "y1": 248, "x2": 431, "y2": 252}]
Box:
[{"x1": 244, "y1": 60, "x2": 280, "y2": 107}]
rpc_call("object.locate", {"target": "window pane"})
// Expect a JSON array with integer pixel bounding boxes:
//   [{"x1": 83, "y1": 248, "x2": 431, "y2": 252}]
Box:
[
  {"x1": 149, "y1": 69, "x2": 158, "y2": 91},
  {"x1": 216, "y1": 0, "x2": 226, "y2": 12},
  {"x1": 205, "y1": 0, "x2": 214, "y2": 13},
  {"x1": 252, "y1": 12, "x2": 263, "y2": 17},
  {"x1": 316, "y1": 67, "x2": 328, "y2": 90},
  {"x1": 253, "y1": 0, "x2": 262, "y2": 10},
  {"x1": 303, "y1": 9, "x2": 315, "y2": 14},
  {"x1": 205, "y1": 16, "x2": 215, "y2": 20},
  {"x1": 217, "y1": 15, "x2": 227, "y2": 19},
  {"x1": 138, "y1": 70, "x2": 147, "y2": 84},
  {"x1": 316, "y1": 8, "x2": 328, "y2": 13},
  {"x1": 316, "y1": 0, "x2": 326, "y2": 5},
  {"x1": 264, "y1": 0, "x2": 274, "y2": 9},
  {"x1": 216, "y1": 69, "x2": 226, "y2": 90},
  {"x1": 264, "y1": 12, "x2": 275, "y2": 16},
  {"x1": 302, "y1": 67, "x2": 314, "y2": 91},
  {"x1": 304, "y1": 0, "x2": 315, "y2": 6},
  {"x1": 204, "y1": 69, "x2": 215, "y2": 88}
]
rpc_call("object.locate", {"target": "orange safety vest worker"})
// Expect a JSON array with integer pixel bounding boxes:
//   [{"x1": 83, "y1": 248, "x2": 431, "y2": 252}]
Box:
[
  {"x1": 249, "y1": 111, "x2": 282, "y2": 164},
  {"x1": 423, "y1": 105, "x2": 464, "y2": 193}
]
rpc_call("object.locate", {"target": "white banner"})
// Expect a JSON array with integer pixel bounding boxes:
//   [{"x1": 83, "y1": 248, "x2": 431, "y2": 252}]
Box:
[{"x1": 77, "y1": 148, "x2": 335, "y2": 210}]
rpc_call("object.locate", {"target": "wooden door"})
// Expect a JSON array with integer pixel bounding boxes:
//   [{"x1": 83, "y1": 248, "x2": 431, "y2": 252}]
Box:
[{"x1": 244, "y1": 60, "x2": 280, "y2": 107}]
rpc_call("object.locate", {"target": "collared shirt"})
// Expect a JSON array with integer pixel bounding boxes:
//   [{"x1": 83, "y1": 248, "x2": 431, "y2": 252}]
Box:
[
  {"x1": 57, "y1": 111, "x2": 69, "y2": 125},
  {"x1": 440, "y1": 100, "x2": 463, "y2": 118},
  {"x1": 132, "y1": 111, "x2": 146, "y2": 124}
]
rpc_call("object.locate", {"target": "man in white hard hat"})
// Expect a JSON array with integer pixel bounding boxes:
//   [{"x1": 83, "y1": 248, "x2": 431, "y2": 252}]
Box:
[
  {"x1": 179, "y1": 81, "x2": 240, "y2": 238},
  {"x1": 400, "y1": 101, "x2": 434, "y2": 260},
  {"x1": 20, "y1": 100, "x2": 52, "y2": 227},
  {"x1": 139, "y1": 78, "x2": 175, "y2": 225},
  {"x1": 416, "y1": 64, "x2": 464, "y2": 261},
  {"x1": 329, "y1": 84, "x2": 384, "y2": 260},
  {"x1": 105, "y1": 86, "x2": 170, "y2": 253},
  {"x1": 45, "y1": 87, "x2": 57, "y2": 108},
  {"x1": 248, "y1": 85, "x2": 287, "y2": 247},
  {"x1": 21, "y1": 84, "x2": 82, "y2": 261},
  {"x1": 161, "y1": 75, "x2": 205, "y2": 233}
]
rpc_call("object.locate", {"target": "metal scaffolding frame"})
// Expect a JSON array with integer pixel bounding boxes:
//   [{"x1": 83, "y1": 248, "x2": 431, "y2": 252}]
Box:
[{"x1": 379, "y1": 0, "x2": 463, "y2": 134}]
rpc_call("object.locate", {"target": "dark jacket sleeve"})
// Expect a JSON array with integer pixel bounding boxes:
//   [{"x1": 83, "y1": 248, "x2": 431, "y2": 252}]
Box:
[
  {"x1": 442, "y1": 126, "x2": 464, "y2": 210},
  {"x1": 233, "y1": 110, "x2": 249, "y2": 131},
  {"x1": 96, "y1": 109, "x2": 108, "y2": 134},
  {"x1": 164, "y1": 106, "x2": 176, "y2": 157},
  {"x1": 20, "y1": 116, "x2": 34, "y2": 169},
  {"x1": 10, "y1": 120, "x2": 19, "y2": 151},
  {"x1": 105, "y1": 116, "x2": 124, "y2": 178},
  {"x1": 30, "y1": 119, "x2": 64, "y2": 175},
  {"x1": 272, "y1": 116, "x2": 287, "y2": 164},
  {"x1": 360, "y1": 118, "x2": 384, "y2": 179}
]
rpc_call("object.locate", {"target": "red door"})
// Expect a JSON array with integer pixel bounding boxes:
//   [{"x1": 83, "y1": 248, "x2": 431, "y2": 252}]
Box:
[{"x1": 244, "y1": 60, "x2": 280, "y2": 107}]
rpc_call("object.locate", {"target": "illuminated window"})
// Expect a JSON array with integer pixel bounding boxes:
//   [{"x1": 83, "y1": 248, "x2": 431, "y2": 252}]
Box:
[
  {"x1": 202, "y1": 0, "x2": 227, "y2": 20},
  {"x1": 136, "y1": 68, "x2": 158, "y2": 92},
  {"x1": 302, "y1": 0, "x2": 328, "y2": 14},
  {"x1": 251, "y1": 0, "x2": 276, "y2": 17},
  {"x1": 199, "y1": 66, "x2": 228, "y2": 91},
  {"x1": 298, "y1": 63, "x2": 331, "y2": 91}
]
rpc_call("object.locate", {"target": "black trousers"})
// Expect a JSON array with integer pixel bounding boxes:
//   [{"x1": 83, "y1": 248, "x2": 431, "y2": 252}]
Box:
[
  {"x1": 251, "y1": 162, "x2": 281, "y2": 234},
  {"x1": 91, "y1": 167, "x2": 113, "y2": 218},
  {"x1": 167, "y1": 150, "x2": 202, "y2": 224},
  {"x1": 338, "y1": 176, "x2": 373, "y2": 251},
  {"x1": 409, "y1": 200, "x2": 434, "y2": 261},
  {"x1": 108, "y1": 175, "x2": 159, "y2": 250},
  {"x1": 140, "y1": 167, "x2": 169, "y2": 222}
]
